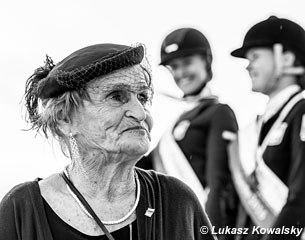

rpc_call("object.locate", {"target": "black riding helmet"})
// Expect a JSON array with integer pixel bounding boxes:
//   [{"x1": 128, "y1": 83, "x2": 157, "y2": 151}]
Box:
[
  {"x1": 160, "y1": 28, "x2": 213, "y2": 96},
  {"x1": 160, "y1": 28, "x2": 212, "y2": 65},
  {"x1": 231, "y1": 16, "x2": 305, "y2": 66}
]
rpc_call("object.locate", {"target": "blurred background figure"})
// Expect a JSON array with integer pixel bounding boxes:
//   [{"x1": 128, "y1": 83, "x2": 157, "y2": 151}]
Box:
[
  {"x1": 138, "y1": 28, "x2": 239, "y2": 239},
  {"x1": 230, "y1": 16, "x2": 305, "y2": 239}
]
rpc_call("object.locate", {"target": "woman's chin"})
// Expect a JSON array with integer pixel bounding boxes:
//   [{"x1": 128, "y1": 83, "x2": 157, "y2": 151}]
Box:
[{"x1": 120, "y1": 141, "x2": 150, "y2": 157}]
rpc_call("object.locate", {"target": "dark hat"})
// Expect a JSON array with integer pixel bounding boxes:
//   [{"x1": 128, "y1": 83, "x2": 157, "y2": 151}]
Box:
[
  {"x1": 231, "y1": 16, "x2": 305, "y2": 65},
  {"x1": 160, "y1": 28, "x2": 212, "y2": 65},
  {"x1": 36, "y1": 44, "x2": 144, "y2": 99}
]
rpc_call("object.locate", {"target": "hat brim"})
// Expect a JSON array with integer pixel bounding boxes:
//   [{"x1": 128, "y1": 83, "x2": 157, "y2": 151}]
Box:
[
  {"x1": 231, "y1": 41, "x2": 275, "y2": 58},
  {"x1": 231, "y1": 47, "x2": 249, "y2": 58},
  {"x1": 160, "y1": 48, "x2": 207, "y2": 65}
]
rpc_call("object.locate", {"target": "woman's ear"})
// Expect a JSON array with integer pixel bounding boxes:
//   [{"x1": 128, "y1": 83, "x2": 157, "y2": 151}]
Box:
[
  {"x1": 57, "y1": 119, "x2": 72, "y2": 136},
  {"x1": 56, "y1": 109, "x2": 74, "y2": 136}
]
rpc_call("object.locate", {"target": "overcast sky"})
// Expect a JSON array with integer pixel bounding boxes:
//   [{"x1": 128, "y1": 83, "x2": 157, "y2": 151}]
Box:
[{"x1": 1, "y1": 0, "x2": 304, "y2": 199}]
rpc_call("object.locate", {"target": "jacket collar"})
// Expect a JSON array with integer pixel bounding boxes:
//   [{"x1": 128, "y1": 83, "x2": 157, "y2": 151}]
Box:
[{"x1": 262, "y1": 84, "x2": 301, "y2": 123}]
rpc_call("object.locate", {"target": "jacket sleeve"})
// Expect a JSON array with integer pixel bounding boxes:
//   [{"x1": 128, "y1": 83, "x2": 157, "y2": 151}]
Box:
[{"x1": 205, "y1": 104, "x2": 239, "y2": 232}]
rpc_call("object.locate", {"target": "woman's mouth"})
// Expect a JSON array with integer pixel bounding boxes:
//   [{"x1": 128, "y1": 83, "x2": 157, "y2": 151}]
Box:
[{"x1": 122, "y1": 126, "x2": 151, "y2": 140}]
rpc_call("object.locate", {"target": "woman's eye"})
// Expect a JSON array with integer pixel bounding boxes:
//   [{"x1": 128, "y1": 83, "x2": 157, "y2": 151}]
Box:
[
  {"x1": 181, "y1": 56, "x2": 194, "y2": 66},
  {"x1": 168, "y1": 64, "x2": 177, "y2": 71},
  {"x1": 109, "y1": 91, "x2": 127, "y2": 103},
  {"x1": 183, "y1": 59, "x2": 192, "y2": 65},
  {"x1": 138, "y1": 93, "x2": 151, "y2": 107}
]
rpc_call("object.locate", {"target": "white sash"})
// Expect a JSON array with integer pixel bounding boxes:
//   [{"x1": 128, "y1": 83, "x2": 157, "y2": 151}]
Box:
[
  {"x1": 229, "y1": 91, "x2": 305, "y2": 227},
  {"x1": 228, "y1": 135, "x2": 276, "y2": 227},
  {"x1": 154, "y1": 129, "x2": 208, "y2": 208}
]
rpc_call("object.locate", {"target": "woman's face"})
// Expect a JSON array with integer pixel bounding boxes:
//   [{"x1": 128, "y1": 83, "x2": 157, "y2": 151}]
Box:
[
  {"x1": 71, "y1": 65, "x2": 153, "y2": 157},
  {"x1": 167, "y1": 54, "x2": 208, "y2": 95}
]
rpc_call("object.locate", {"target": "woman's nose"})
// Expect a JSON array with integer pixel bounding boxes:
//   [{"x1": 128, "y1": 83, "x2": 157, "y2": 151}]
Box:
[{"x1": 125, "y1": 95, "x2": 147, "y2": 122}]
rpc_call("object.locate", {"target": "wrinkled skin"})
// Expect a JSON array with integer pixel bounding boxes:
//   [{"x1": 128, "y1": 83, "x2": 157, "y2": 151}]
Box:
[{"x1": 69, "y1": 65, "x2": 154, "y2": 161}]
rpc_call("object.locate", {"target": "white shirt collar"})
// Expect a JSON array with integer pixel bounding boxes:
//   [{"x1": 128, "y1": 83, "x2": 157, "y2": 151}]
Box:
[
  {"x1": 183, "y1": 82, "x2": 217, "y2": 102},
  {"x1": 182, "y1": 83, "x2": 217, "y2": 111},
  {"x1": 262, "y1": 85, "x2": 301, "y2": 122}
]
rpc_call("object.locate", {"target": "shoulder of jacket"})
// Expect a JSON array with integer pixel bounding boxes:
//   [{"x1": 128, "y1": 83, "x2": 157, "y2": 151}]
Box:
[
  {"x1": 206, "y1": 102, "x2": 236, "y2": 120},
  {"x1": 286, "y1": 98, "x2": 305, "y2": 119}
]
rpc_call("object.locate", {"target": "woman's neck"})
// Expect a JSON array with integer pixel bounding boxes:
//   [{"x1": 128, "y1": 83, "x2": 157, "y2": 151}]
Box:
[{"x1": 67, "y1": 150, "x2": 137, "y2": 202}]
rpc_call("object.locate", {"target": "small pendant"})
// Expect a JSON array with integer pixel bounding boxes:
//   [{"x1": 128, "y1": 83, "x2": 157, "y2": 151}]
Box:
[{"x1": 145, "y1": 208, "x2": 155, "y2": 217}]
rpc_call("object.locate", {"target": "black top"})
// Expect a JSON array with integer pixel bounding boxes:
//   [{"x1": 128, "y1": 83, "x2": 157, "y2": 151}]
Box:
[
  {"x1": 0, "y1": 168, "x2": 215, "y2": 240},
  {"x1": 43, "y1": 198, "x2": 137, "y2": 240}
]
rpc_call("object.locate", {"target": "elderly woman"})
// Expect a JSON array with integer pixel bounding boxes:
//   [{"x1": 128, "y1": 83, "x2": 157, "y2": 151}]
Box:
[{"x1": 0, "y1": 43, "x2": 215, "y2": 240}]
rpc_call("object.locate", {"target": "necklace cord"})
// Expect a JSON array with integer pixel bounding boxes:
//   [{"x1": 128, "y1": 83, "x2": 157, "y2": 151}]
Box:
[{"x1": 60, "y1": 172, "x2": 115, "y2": 240}]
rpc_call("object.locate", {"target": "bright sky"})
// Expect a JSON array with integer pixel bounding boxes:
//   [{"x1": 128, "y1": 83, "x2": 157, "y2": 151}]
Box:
[{"x1": 1, "y1": 0, "x2": 304, "y2": 199}]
